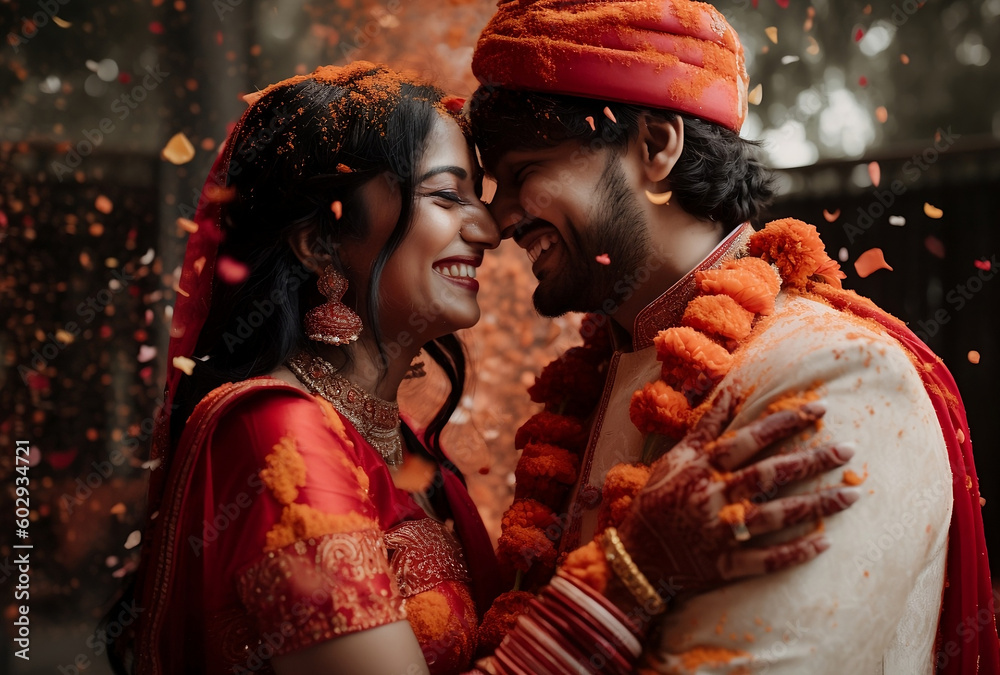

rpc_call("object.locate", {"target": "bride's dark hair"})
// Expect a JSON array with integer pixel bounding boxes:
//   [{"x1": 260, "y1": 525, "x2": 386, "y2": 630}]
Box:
[{"x1": 172, "y1": 64, "x2": 471, "y2": 467}]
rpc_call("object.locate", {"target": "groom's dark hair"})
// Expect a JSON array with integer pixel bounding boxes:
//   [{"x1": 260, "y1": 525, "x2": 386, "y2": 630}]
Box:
[{"x1": 469, "y1": 87, "x2": 776, "y2": 231}]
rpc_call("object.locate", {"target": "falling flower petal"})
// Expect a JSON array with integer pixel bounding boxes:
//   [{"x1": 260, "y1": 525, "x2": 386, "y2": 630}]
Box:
[
  {"x1": 901, "y1": 54, "x2": 910, "y2": 64},
  {"x1": 765, "y1": 26, "x2": 778, "y2": 44},
  {"x1": 595, "y1": 254, "x2": 611, "y2": 265},
  {"x1": 53, "y1": 16, "x2": 71, "y2": 27},
  {"x1": 216, "y1": 256, "x2": 249, "y2": 284},
  {"x1": 140, "y1": 248, "x2": 156, "y2": 265},
  {"x1": 603, "y1": 106, "x2": 617, "y2": 123},
  {"x1": 124, "y1": 530, "x2": 142, "y2": 549},
  {"x1": 924, "y1": 202, "x2": 944, "y2": 219},
  {"x1": 781, "y1": 55, "x2": 800, "y2": 65},
  {"x1": 868, "y1": 161, "x2": 880, "y2": 187},
  {"x1": 142, "y1": 458, "x2": 162, "y2": 470},
  {"x1": 838, "y1": 247, "x2": 849, "y2": 262},
  {"x1": 55, "y1": 329, "x2": 76, "y2": 345},
  {"x1": 95, "y1": 195, "x2": 113, "y2": 214},
  {"x1": 161, "y1": 132, "x2": 196, "y2": 165},
  {"x1": 441, "y1": 96, "x2": 465, "y2": 112},
  {"x1": 138, "y1": 345, "x2": 157, "y2": 363},
  {"x1": 888, "y1": 215, "x2": 906, "y2": 227},
  {"x1": 806, "y1": 36, "x2": 820, "y2": 55},
  {"x1": 645, "y1": 190, "x2": 672, "y2": 205},
  {"x1": 854, "y1": 27, "x2": 865, "y2": 42},
  {"x1": 110, "y1": 503, "x2": 127, "y2": 516},
  {"x1": 331, "y1": 200, "x2": 343, "y2": 220},
  {"x1": 858, "y1": 75, "x2": 869, "y2": 87},
  {"x1": 854, "y1": 248, "x2": 893, "y2": 278},
  {"x1": 173, "y1": 356, "x2": 196, "y2": 376},
  {"x1": 823, "y1": 208, "x2": 840, "y2": 222},
  {"x1": 585, "y1": 116, "x2": 595, "y2": 131},
  {"x1": 973, "y1": 259, "x2": 992, "y2": 271},
  {"x1": 863, "y1": 4, "x2": 872, "y2": 14},
  {"x1": 876, "y1": 106, "x2": 888, "y2": 123},
  {"x1": 748, "y1": 84, "x2": 763, "y2": 105},
  {"x1": 968, "y1": 351, "x2": 981, "y2": 364},
  {"x1": 177, "y1": 217, "x2": 198, "y2": 233},
  {"x1": 924, "y1": 236, "x2": 946, "y2": 259},
  {"x1": 193, "y1": 256, "x2": 207, "y2": 275},
  {"x1": 242, "y1": 90, "x2": 263, "y2": 106}
]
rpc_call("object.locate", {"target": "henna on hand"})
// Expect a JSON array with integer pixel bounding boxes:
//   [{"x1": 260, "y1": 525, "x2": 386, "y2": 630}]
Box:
[{"x1": 617, "y1": 389, "x2": 858, "y2": 596}]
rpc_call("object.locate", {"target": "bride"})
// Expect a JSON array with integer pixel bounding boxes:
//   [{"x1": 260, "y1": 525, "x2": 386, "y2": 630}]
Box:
[{"x1": 110, "y1": 62, "x2": 855, "y2": 675}]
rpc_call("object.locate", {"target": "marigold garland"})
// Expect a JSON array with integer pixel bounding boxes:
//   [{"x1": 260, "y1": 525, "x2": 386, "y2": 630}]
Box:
[{"x1": 485, "y1": 220, "x2": 845, "y2": 635}]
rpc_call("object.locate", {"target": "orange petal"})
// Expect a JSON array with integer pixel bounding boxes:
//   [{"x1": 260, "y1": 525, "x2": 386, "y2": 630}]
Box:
[
  {"x1": 162, "y1": 132, "x2": 195, "y2": 165},
  {"x1": 923, "y1": 202, "x2": 944, "y2": 219},
  {"x1": 765, "y1": 27, "x2": 778, "y2": 44},
  {"x1": 876, "y1": 106, "x2": 888, "y2": 123},
  {"x1": 95, "y1": 195, "x2": 113, "y2": 214},
  {"x1": 868, "y1": 161, "x2": 880, "y2": 187},
  {"x1": 854, "y1": 248, "x2": 893, "y2": 278},
  {"x1": 822, "y1": 208, "x2": 840, "y2": 222},
  {"x1": 595, "y1": 253, "x2": 611, "y2": 265},
  {"x1": 748, "y1": 84, "x2": 763, "y2": 105},
  {"x1": 968, "y1": 350, "x2": 981, "y2": 364}
]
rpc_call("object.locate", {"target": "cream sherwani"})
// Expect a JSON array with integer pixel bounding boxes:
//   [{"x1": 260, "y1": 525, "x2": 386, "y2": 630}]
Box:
[{"x1": 559, "y1": 225, "x2": 953, "y2": 674}]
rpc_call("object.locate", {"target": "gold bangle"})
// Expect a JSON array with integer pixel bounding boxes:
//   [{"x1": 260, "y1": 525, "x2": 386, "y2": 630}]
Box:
[{"x1": 600, "y1": 527, "x2": 667, "y2": 615}]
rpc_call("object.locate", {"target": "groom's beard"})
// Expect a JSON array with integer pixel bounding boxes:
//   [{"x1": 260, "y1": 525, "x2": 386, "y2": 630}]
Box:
[{"x1": 533, "y1": 158, "x2": 651, "y2": 319}]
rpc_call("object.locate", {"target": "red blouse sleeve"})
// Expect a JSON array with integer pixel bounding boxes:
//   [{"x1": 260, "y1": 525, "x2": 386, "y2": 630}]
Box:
[{"x1": 208, "y1": 389, "x2": 405, "y2": 656}]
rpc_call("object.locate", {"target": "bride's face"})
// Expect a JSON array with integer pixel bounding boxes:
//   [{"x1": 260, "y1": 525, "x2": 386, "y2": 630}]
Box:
[{"x1": 354, "y1": 115, "x2": 499, "y2": 343}]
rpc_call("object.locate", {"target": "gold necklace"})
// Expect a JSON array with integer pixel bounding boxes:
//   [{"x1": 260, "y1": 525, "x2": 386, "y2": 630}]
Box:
[{"x1": 286, "y1": 352, "x2": 404, "y2": 467}]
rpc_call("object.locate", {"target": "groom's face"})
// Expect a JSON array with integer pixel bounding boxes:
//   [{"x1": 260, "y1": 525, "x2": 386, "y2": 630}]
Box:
[{"x1": 488, "y1": 141, "x2": 651, "y2": 318}]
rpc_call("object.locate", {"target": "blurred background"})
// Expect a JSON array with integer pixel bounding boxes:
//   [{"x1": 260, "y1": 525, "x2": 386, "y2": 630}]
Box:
[{"x1": 1, "y1": 0, "x2": 998, "y2": 671}]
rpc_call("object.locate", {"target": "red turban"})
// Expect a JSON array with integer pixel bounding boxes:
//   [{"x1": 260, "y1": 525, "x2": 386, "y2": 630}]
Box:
[{"x1": 472, "y1": 0, "x2": 749, "y2": 132}]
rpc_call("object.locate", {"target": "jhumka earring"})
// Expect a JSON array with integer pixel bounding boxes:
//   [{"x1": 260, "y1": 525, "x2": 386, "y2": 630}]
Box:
[{"x1": 304, "y1": 265, "x2": 362, "y2": 345}]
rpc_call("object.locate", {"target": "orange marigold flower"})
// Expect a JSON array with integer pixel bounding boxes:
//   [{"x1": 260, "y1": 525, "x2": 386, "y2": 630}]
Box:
[
  {"x1": 749, "y1": 218, "x2": 845, "y2": 289},
  {"x1": 602, "y1": 463, "x2": 652, "y2": 504},
  {"x1": 696, "y1": 257, "x2": 781, "y2": 315},
  {"x1": 629, "y1": 380, "x2": 692, "y2": 438},
  {"x1": 477, "y1": 590, "x2": 535, "y2": 657},
  {"x1": 597, "y1": 495, "x2": 637, "y2": 531},
  {"x1": 561, "y1": 540, "x2": 610, "y2": 594},
  {"x1": 514, "y1": 443, "x2": 579, "y2": 509},
  {"x1": 654, "y1": 327, "x2": 733, "y2": 394},
  {"x1": 501, "y1": 498, "x2": 558, "y2": 531},
  {"x1": 528, "y1": 346, "x2": 607, "y2": 416},
  {"x1": 682, "y1": 294, "x2": 755, "y2": 341},
  {"x1": 514, "y1": 410, "x2": 588, "y2": 452},
  {"x1": 497, "y1": 524, "x2": 558, "y2": 573}
]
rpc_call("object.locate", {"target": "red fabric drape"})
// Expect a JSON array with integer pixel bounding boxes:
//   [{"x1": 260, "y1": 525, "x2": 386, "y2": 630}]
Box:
[{"x1": 812, "y1": 285, "x2": 999, "y2": 674}]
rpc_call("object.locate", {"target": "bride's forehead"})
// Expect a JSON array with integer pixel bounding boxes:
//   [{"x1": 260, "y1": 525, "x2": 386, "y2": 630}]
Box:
[{"x1": 418, "y1": 116, "x2": 476, "y2": 170}]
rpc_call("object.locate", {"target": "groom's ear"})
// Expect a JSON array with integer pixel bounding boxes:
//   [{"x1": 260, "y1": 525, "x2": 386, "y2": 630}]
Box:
[{"x1": 637, "y1": 113, "x2": 684, "y2": 185}]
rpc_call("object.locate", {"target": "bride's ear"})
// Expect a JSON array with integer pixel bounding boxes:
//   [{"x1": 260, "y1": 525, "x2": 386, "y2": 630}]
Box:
[{"x1": 287, "y1": 224, "x2": 334, "y2": 273}]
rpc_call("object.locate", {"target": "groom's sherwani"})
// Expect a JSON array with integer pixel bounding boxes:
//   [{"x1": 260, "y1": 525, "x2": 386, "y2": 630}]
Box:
[{"x1": 559, "y1": 224, "x2": 955, "y2": 674}]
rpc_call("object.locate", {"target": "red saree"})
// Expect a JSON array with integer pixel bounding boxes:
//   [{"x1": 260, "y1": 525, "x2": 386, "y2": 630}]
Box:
[
  {"x1": 810, "y1": 283, "x2": 999, "y2": 675},
  {"x1": 132, "y1": 377, "x2": 499, "y2": 674}
]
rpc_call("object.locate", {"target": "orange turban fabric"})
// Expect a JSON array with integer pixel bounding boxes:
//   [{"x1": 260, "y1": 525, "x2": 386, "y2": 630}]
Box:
[{"x1": 472, "y1": 0, "x2": 750, "y2": 132}]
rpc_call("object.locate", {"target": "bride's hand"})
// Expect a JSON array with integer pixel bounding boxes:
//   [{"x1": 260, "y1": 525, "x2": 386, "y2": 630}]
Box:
[{"x1": 617, "y1": 388, "x2": 859, "y2": 597}]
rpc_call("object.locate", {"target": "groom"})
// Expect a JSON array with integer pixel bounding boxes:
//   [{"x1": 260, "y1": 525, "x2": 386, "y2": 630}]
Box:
[{"x1": 469, "y1": 0, "x2": 998, "y2": 673}]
